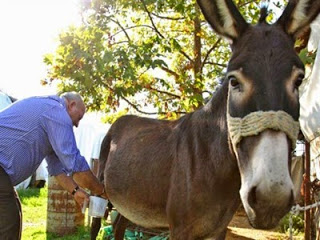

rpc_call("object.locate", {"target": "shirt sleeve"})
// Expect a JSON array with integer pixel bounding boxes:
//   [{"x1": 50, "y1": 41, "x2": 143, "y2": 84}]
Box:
[
  {"x1": 46, "y1": 152, "x2": 90, "y2": 176},
  {"x1": 41, "y1": 105, "x2": 90, "y2": 176}
]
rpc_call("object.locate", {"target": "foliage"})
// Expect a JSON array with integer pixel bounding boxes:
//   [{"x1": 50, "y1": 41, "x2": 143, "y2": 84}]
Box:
[
  {"x1": 277, "y1": 212, "x2": 304, "y2": 236},
  {"x1": 44, "y1": 0, "x2": 284, "y2": 121},
  {"x1": 299, "y1": 49, "x2": 317, "y2": 66}
]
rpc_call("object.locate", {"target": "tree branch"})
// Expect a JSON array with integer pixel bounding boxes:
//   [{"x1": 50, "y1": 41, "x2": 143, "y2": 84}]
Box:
[
  {"x1": 110, "y1": 40, "x2": 130, "y2": 46},
  {"x1": 139, "y1": 0, "x2": 193, "y2": 64},
  {"x1": 151, "y1": 13, "x2": 185, "y2": 21},
  {"x1": 120, "y1": 95, "x2": 161, "y2": 115},
  {"x1": 112, "y1": 24, "x2": 155, "y2": 38},
  {"x1": 149, "y1": 86, "x2": 181, "y2": 99},
  {"x1": 203, "y1": 61, "x2": 227, "y2": 68},
  {"x1": 100, "y1": 80, "x2": 159, "y2": 115},
  {"x1": 111, "y1": 19, "x2": 131, "y2": 43},
  {"x1": 238, "y1": 0, "x2": 256, "y2": 8},
  {"x1": 179, "y1": 50, "x2": 193, "y2": 63},
  {"x1": 201, "y1": 38, "x2": 222, "y2": 71},
  {"x1": 160, "y1": 66, "x2": 180, "y2": 79},
  {"x1": 121, "y1": 95, "x2": 186, "y2": 115},
  {"x1": 100, "y1": 78, "x2": 185, "y2": 116},
  {"x1": 139, "y1": 0, "x2": 165, "y2": 39}
]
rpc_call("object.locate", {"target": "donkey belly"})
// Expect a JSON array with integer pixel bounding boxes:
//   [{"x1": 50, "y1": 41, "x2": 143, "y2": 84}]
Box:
[
  {"x1": 105, "y1": 173, "x2": 170, "y2": 229},
  {"x1": 104, "y1": 135, "x2": 173, "y2": 229},
  {"x1": 113, "y1": 201, "x2": 169, "y2": 228}
]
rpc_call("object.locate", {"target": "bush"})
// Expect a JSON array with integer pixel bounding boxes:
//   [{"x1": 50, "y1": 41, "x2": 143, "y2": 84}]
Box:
[{"x1": 278, "y1": 212, "x2": 304, "y2": 235}]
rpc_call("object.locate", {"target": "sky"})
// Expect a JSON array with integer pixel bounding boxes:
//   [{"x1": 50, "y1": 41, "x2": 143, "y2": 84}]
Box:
[{"x1": 0, "y1": 0, "x2": 82, "y2": 99}]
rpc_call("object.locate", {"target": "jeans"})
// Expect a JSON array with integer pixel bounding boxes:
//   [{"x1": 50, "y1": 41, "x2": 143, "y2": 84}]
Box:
[{"x1": 0, "y1": 166, "x2": 21, "y2": 240}]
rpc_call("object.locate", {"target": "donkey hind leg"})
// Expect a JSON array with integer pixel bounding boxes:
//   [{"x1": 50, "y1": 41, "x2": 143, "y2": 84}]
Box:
[
  {"x1": 91, "y1": 202, "x2": 112, "y2": 240},
  {"x1": 91, "y1": 211, "x2": 109, "y2": 240},
  {"x1": 113, "y1": 214, "x2": 129, "y2": 240},
  {"x1": 91, "y1": 217, "x2": 102, "y2": 240}
]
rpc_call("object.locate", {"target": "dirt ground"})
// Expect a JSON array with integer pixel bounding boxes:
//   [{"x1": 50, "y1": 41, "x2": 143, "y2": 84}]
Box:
[
  {"x1": 226, "y1": 209, "x2": 303, "y2": 240},
  {"x1": 109, "y1": 208, "x2": 304, "y2": 239}
]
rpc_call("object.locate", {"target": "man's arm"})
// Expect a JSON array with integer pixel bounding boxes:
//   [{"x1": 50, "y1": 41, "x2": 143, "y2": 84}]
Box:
[
  {"x1": 42, "y1": 106, "x2": 107, "y2": 200},
  {"x1": 54, "y1": 173, "x2": 90, "y2": 207},
  {"x1": 42, "y1": 106, "x2": 86, "y2": 176},
  {"x1": 46, "y1": 153, "x2": 107, "y2": 203},
  {"x1": 73, "y1": 170, "x2": 107, "y2": 198}
]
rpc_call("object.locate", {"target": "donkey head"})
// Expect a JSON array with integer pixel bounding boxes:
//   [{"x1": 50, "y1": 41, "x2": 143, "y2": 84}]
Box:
[{"x1": 197, "y1": 0, "x2": 320, "y2": 229}]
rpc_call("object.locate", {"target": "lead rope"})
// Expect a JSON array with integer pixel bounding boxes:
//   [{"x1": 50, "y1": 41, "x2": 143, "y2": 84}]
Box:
[{"x1": 289, "y1": 201, "x2": 320, "y2": 239}]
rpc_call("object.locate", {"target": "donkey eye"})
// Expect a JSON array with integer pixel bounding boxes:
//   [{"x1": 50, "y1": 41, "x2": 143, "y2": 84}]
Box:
[
  {"x1": 295, "y1": 74, "x2": 304, "y2": 88},
  {"x1": 229, "y1": 76, "x2": 240, "y2": 88}
]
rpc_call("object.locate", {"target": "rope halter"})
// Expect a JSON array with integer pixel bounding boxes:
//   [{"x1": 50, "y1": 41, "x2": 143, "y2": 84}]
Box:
[{"x1": 227, "y1": 110, "x2": 300, "y2": 152}]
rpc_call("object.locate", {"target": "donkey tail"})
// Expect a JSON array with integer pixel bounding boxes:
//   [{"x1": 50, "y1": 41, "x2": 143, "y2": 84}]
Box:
[
  {"x1": 97, "y1": 131, "x2": 112, "y2": 182},
  {"x1": 91, "y1": 131, "x2": 113, "y2": 240}
]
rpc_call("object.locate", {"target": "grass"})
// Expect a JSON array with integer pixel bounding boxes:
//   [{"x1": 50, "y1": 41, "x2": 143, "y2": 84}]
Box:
[
  {"x1": 18, "y1": 186, "x2": 106, "y2": 240},
  {"x1": 18, "y1": 187, "x2": 47, "y2": 240}
]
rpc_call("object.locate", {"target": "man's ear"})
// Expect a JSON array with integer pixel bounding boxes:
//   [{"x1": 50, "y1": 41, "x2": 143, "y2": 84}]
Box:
[
  {"x1": 66, "y1": 100, "x2": 74, "y2": 112},
  {"x1": 69, "y1": 100, "x2": 77, "y2": 109}
]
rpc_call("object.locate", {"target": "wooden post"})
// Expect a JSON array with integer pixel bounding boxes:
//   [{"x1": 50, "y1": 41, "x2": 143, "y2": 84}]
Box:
[{"x1": 305, "y1": 141, "x2": 311, "y2": 240}]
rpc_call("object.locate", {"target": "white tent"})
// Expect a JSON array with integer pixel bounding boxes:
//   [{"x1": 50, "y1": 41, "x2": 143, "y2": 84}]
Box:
[
  {"x1": 74, "y1": 112, "x2": 109, "y2": 166},
  {"x1": 0, "y1": 92, "x2": 12, "y2": 110},
  {"x1": 299, "y1": 15, "x2": 320, "y2": 182},
  {"x1": 299, "y1": 15, "x2": 320, "y2": 142}
]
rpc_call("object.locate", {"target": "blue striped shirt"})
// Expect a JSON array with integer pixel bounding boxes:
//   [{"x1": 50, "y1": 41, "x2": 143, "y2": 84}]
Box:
[{"x1": 0, "y1": 95, "x2": 90, "y2": 185}]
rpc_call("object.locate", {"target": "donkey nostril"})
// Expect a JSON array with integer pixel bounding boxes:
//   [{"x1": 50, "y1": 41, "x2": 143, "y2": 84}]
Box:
[{"x1": 248, "y1": 186, "x2": 257, "y2": 207}]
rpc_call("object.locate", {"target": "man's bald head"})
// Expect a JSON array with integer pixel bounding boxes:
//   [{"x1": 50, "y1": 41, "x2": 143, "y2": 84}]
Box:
[{"x1": 61, "y1": 92, "x2": 86, "y2": 127}]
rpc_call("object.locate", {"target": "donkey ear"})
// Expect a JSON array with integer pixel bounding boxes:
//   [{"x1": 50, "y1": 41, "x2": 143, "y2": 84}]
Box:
[
  {"x1": 276, "y1": 0, "x2": 320, "y2": 39},
  {"x1": 196, "y1": 0, "x2": 248, "y2": 41}
]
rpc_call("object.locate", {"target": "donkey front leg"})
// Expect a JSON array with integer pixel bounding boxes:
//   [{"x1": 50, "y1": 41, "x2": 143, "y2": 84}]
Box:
[
  {"x1": 214, "y1": 228, "x2": 227, "y2": 240},
  {"x1": 113, "y1": 213, "x2": 129, "y2": 240}
]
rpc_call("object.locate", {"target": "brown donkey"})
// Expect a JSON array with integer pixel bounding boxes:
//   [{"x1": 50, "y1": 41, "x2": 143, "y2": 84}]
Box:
[{"x1": 92, "y1": 0, "x2": 320, "y2": 239}]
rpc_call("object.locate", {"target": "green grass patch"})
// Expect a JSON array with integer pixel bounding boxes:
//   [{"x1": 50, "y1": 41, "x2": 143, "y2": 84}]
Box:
[{"x1": 18, "y1": 186, "x2": 106, "y2": 240}]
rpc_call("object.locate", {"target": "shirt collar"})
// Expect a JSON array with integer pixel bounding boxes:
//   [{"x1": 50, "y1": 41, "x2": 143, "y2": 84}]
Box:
[{"x1": 47, "y1": 95, "x2": 66, "y2": 109}]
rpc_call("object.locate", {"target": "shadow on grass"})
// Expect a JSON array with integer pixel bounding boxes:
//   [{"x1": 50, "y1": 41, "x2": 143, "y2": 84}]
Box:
[
  {"x1": 46, "y1": 226, "x2": 91, "y2": 240},
  {"x1": 17, "y1": 187, "x2": 46, "y2": 205},
  {"x1": 18, "y1": 187, "x2": 41, "y2": 198}
]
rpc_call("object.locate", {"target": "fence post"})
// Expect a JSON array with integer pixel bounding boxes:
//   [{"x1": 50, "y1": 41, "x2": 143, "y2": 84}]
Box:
[{"x1": 305, "y1": 141, "x2": 311, "y2": 240}]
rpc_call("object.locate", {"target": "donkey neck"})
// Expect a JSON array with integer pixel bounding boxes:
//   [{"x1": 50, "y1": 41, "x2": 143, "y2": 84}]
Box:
[
  {"x1": 183, "y1": 80, "x2": 233, "y2": 163},
  {"x1": 201, "y1": 79, "x2": 229, "y2": 125}
]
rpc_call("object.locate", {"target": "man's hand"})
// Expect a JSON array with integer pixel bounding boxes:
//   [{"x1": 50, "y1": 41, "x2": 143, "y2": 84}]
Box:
[
  {"x1": 54, "y1": 173, "x2": 90, "y2": 208},
  {"x1": 97, "y1": 184, "x2": 108, "y2": 199},
  {"x1": 73, "y1": 188, "x2": 90, "y2": 208},
  {"x1": 73, "y1": 170, "x2": 108, "y2": 199}
]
